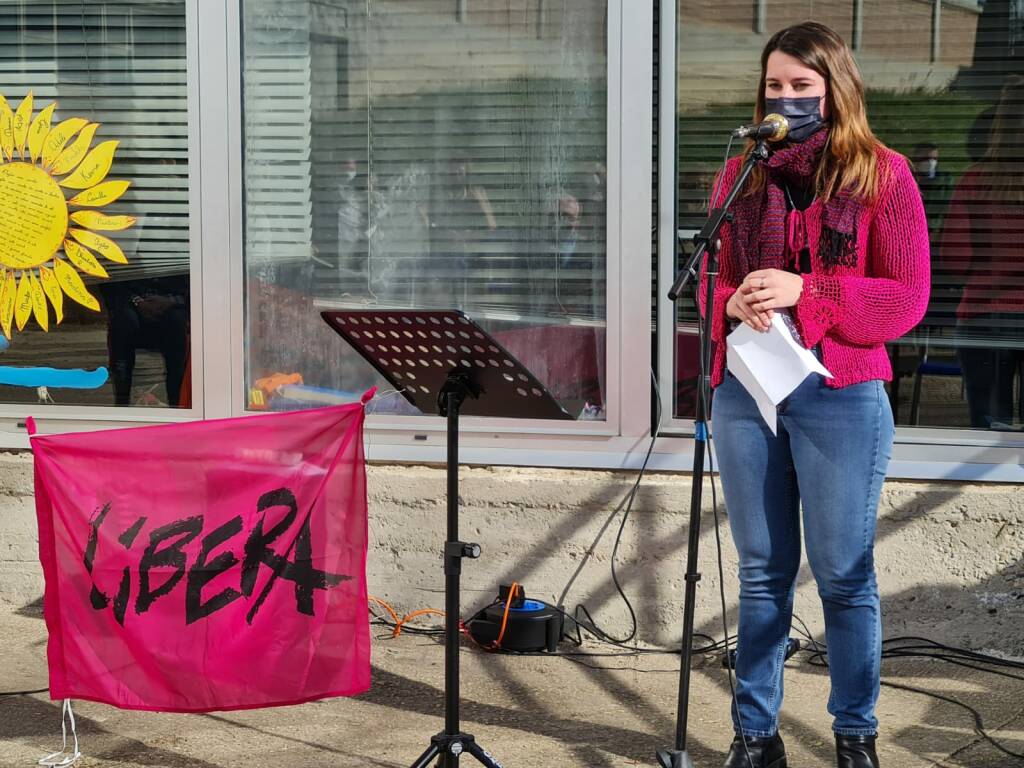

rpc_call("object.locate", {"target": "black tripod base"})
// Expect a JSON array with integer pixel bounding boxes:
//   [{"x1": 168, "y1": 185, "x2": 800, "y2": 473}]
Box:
[
  {"x1": 411, "y1": 732, "x2": 504, "y2": 768},
  {"x1": 656, "y1": 748, "x2": 696, "y2": 768}
]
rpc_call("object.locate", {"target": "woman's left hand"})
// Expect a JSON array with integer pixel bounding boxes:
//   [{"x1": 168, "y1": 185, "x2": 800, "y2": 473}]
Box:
[{"x1": 740, "y1": 269, "x2": 804, "y2": 312}]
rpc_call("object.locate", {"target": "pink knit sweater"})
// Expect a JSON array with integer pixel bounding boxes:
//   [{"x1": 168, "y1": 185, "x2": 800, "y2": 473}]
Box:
[{"x1": 702, "y1": 146, "x2": 931, "y2": 389}]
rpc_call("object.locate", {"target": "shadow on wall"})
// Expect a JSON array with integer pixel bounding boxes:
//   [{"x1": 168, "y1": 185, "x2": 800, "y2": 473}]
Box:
[
  {"x1": 15, "y1": 596, "x2": 42, "y2": 619},
  {"x1": 12, "y1": 476, "x2": 1018, "y2": 656}
]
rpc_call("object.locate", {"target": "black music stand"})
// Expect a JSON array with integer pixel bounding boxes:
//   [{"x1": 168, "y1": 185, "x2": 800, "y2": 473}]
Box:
[{"x1": 322, "y1": 308, "x2": 572, "y2": 767}]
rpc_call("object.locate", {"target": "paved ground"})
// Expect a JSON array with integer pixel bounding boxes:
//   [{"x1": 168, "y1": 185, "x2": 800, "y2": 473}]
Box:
[{"x1": 2, "y1": 602, "x2": 1023, "y2": 768}]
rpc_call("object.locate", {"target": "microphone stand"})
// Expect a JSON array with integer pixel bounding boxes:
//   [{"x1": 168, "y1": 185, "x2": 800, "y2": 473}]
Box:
[{"x1": 658, "y1": 138, "x2": 770, "y2": 768}]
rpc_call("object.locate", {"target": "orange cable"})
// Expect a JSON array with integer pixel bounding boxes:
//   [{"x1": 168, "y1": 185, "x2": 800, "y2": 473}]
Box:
[
  {"x1": 370, "y1": 596, "x2": 448, "y2": 638},
  {"x1": 396, "y1": 608, "x2": 446, "y2": 638},
  {"x1": 368, "y1": 596, "x2": 401, "y2": 626},
  {"x1": 493, "y1": 582, "x2": 520, "y2": 649}
]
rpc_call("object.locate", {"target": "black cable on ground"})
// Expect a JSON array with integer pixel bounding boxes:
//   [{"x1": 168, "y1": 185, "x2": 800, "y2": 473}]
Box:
[
  {"x1": 790, "y1": 623, "x2": 1024, "y2": 759},
  {"x1": 559, "y1": 368, "x2": 665, "y2": 648},
  {"x1": 881, "y1": 679, "x2": 1024, "y2": 761}
]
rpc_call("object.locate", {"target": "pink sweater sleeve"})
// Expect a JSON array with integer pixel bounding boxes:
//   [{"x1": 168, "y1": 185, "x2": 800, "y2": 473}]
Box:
[
  {"x1": 795, "y1": 155, "x2": 931, "y2": 347},
  {"x1": 698, "y1": 162, "x2": 739, "y2": 343}
]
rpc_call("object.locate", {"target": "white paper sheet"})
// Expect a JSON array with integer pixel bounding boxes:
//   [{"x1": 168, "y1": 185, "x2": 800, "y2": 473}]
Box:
[{"x1": 725, "y1": 311, "x2": 832, "y2": 435}]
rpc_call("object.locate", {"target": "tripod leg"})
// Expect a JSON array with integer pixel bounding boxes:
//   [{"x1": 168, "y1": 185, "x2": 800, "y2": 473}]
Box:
[
  {"x1": 410, "y1": 742, "x2": 441, "y2": 768},
  {"x1": 465, "y1": 741, "x2": 504, "y2": 768},
  {"x1": 656, "y1": 748, "x2": 695, "y2": 768}
]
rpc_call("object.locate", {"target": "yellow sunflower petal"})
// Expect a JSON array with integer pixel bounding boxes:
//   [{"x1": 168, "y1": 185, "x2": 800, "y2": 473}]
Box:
[
  {"x1": 53, "y1": 257, "x2": 99, "y2": 311},
  {"x1": 0, "y1": 270, "x2": 11, "y2": 339},
  {"x1": 63, "y1": 239, "x2": 108, "y2": 278},
  {"x1": 41, "y1": 117, "x2": 88, "y2": 170},
  {"x1": 13, "y1": 91, "x2": 32, "y2": 159},
  {"x1": 0, "y1": 96, "x2": 13, "y2": 162},
  {"x1": 60, "y1": 139, "x2": 118, "y2": 189},
  {"x1": 69, "y1": 210, "x2": 136, "y2": 231},
  {"x1": 69, "y1": 229, "x2": 127, "y2": 264},
  {"x1": 50, "y1": 122, "x2": 99, "y2": 176},
  {"x1": 14, "y1": 272, "x2": 32, "y2": 332},
  {"x1": 67, "y1": 180, "x2": 130, "y2": 208},
  {"x1": 38, "y1": 265, "x2": 63, "y2": 324},
  {"x1": 28, "y1": 271, "x2": 47, "y2": 332},
  {"x1": 28, "y1": 102, "x2": 56, "y2": 164}
]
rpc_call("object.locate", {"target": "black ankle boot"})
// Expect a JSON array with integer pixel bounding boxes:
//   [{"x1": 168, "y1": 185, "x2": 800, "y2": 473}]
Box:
[
  {"x1": 723, "y1": 733, "x2": 787, "y2": 768},
  {"x1": 835, "y1": 734, "x2": 879, "y2": 768}
]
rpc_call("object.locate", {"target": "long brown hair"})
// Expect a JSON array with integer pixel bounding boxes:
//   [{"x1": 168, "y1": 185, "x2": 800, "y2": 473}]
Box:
[
  {"x1": 744, "y1": 22, "x2": 883, "y2": 203},
  {"x1": 979, "y1": 74, "x2": 1024, "y2": 206}
]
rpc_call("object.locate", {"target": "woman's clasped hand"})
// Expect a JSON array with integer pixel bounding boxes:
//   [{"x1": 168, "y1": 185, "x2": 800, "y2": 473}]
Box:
[{"x1": 725, "y1": 268, "x2": 805, "y2": 331}]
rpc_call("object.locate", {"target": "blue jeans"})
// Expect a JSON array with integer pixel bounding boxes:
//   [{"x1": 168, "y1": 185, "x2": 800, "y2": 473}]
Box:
[{"x1": 711, "y1": 372, "x2": 894, "y2": 737}]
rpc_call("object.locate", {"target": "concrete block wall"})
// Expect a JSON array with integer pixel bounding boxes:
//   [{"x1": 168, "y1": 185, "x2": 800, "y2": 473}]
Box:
[
  {"x1": 365, "y1": 464, "x2": 1024, "y2": 655},
  {"x1": 2, "y1": 453, "x2": 1021, "y2": 655},
  {"x1": 0, "y1": 454, "x2": 44, "y2": 608}
]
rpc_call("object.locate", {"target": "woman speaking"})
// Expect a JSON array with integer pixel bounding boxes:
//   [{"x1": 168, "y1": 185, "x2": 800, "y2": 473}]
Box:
[{"x1": 701, "y1": 22, "x2": 930, "y2": 768}]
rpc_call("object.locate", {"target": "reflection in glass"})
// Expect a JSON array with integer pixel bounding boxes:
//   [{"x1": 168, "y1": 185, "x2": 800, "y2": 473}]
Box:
[
  {"x1": 243, "y1": 1, "x2": 608, "y2": 419},
  {"x1": 938, "y1": 75, "x2": 1024, "y2": 430},
  {"x1": 100, "y1": 276, "x2": 189, "y2": 407}
]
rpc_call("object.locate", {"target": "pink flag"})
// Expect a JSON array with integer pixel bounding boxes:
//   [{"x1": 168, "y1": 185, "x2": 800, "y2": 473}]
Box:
[{"x1": 31, "y1": 400, "x2": 371, "y2": 712}]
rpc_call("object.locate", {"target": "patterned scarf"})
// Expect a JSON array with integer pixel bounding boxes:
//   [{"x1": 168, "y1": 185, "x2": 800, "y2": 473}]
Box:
[{"x1": 729, "y1": 128, "x2": 863, "y2": 275}]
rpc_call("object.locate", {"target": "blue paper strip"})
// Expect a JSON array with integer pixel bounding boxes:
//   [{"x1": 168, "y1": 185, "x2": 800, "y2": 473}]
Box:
[{"x1": 0, "y1": 366, "x2": 109, "y2": 389}]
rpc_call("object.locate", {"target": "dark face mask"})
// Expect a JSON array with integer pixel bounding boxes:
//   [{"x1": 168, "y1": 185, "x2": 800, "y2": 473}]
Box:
[{"x1": 764, "y1": 96, "x2": 827, "y2": 143}]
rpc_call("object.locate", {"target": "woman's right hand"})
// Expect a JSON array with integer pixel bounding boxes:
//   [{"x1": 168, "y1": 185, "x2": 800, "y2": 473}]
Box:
[{"x1": 726, "y1": 286, "x2": 773, "y2": 332}]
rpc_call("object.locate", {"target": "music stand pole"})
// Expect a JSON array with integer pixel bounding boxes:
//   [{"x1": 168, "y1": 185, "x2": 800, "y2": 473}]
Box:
[
  {"x1": 410, "y1": 372, "x2": 501, "y2": 768},
  {"x1": 658, "y1": 140, "x2": 769, "y2": 768},
  {"x1": 444, "y1": 384, "x2": 464, "y2": 743}
]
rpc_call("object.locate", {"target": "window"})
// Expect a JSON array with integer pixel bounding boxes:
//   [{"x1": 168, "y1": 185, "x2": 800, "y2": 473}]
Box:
[
  {"x1": 241, "y1": 0, "x2": 609, "y2": 421},
  {"x1": 671, "y1": 0, "x2": 1024, "y2": 434},
  {"x1": 0, "y1": 0, "x2": 191, "y2": 410}
]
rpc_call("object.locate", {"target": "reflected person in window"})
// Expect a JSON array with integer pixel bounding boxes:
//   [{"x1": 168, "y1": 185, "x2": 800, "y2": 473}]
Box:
[
  {"x1": 556, "y1": 195, "x2": 582, "y2": 263},
  {"x1": 910, "y1": 142, "x2": 953, "y2": 236},
  {"x1": 101, "y1": 276, "x2": 190, "y2": 408},
  {"x1": 336, "y1": 157, "x2": 368, "y2": 282},
  {"x1": 554, "y1": 194, "x2": 600, "y2": 319},
  {"x1": 699, "y1": 23, "x2": 929, "y2": 768},
  {"x1": 425, "y1": 157, "x2": 496, "y2": 308},
  {"x1": 938, "y1": 75, "x2": 1024, "y2": 430}
]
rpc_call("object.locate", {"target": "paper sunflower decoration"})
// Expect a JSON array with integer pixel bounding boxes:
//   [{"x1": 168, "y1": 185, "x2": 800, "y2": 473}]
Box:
[{"x1": 0, "y1": 90, "x2": 135, "y2": 338}]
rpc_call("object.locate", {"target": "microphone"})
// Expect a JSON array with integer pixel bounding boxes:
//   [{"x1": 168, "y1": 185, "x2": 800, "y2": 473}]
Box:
[{"x1": 731, "y1": 113, "x2": 789, "y2": 141}]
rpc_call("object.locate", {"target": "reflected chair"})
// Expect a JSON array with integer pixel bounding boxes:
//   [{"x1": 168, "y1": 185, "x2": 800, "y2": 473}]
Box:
[{"x1": 908, "y1": 326, "x2": 963, "y2": 426}]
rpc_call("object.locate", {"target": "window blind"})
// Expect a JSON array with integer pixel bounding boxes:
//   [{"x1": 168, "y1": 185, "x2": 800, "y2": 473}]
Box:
[{"x1": 244, "y1": 0, "x2": 608, "y2": 322}]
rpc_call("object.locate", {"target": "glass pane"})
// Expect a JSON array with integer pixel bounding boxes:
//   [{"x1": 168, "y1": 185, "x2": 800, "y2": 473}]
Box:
[
  {"x1": 0, "y1": 1, "x2": 190, "y2": 409},
  {"x1": 242, "y1": 1, "x2": 608, "y2": 420},
  {"x1": 674, "y1": 1, "x2": 1024, "y2": 432}
]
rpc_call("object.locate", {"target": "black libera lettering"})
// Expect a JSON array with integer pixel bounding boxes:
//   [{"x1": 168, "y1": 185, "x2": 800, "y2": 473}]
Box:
[{"x1": 82, "y1": 487, "x2": 351, "y2": 627}]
